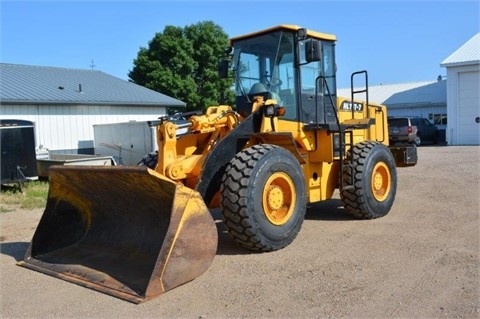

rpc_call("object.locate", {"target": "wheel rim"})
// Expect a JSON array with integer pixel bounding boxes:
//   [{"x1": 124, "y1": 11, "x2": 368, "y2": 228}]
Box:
[
  {"x1": 371, "y1": 162, "x2": 391, "y2": 202},
  {"x1": 262, "y1": 172, "x2": 295, "y2": 225}
]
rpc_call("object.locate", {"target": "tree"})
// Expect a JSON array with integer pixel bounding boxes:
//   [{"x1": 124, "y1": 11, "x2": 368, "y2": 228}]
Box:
[{"x1": 129, "y1": 21, "x2": 234, "y2": 113}]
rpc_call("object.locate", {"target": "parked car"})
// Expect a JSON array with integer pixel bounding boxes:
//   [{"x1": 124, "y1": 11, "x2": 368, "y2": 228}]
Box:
[{"x1": 388, "y1": 116, "x2": 439, "y2": 146}]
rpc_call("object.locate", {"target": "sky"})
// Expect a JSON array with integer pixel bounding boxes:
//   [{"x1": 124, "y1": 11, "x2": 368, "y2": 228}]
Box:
[{"x1": 1, "y1": 0, "x2": 479, "y2": 89}]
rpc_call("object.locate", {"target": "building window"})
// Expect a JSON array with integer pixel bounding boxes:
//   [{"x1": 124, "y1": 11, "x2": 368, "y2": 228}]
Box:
[{"x1": 429, "y1": 113, "x2": 447, "y2": 126}]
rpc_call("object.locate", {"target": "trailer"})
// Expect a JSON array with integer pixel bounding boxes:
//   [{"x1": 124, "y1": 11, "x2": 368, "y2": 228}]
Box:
[{"x1": 1, "y1": 119, "x2": 38, "y2": 186}]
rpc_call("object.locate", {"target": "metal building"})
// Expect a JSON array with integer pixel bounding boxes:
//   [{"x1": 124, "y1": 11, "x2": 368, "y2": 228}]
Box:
[
  {"x1": 339, "y1": 33, "x2": 479, "y2": 146},
  {"x1": 0, "y1": 63, "x2": 186, "y2": 154},
  {"x1": 441, "y1": 33, "x2": 480, "y2": 145},
  {"x1": 337, "y1": 80, "x2": 447, "y2": 123}
]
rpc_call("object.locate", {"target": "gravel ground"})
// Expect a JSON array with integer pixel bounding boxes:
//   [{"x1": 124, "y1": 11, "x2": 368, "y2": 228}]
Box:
[{"x1": 1, "y1": 145, "x2": 479, "y2": 319}]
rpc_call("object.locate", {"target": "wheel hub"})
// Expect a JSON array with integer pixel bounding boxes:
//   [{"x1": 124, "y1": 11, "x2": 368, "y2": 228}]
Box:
[
  {"x1": 371, "y1": 161, "x2": 391, "y2": 202},
  {"x1": 267, "y1": 185, "x2": 284, "y2": 211},
  {"x1": 262, "y1": 172, "x2": 296, "y2": 226},
  {"x1": 373, "y1": 172, "x2": 384, "y2": 191}
]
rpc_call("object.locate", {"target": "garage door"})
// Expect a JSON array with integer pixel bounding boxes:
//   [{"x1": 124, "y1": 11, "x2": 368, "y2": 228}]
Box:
[{"x1": 458, "y1": 71, "x2": 480, "y2": 145}]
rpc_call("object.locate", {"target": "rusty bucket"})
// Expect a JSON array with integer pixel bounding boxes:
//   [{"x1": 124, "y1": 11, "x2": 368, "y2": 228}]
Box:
[{"x1": 17, "y1": 165, "x2": 218, "y2": 303}]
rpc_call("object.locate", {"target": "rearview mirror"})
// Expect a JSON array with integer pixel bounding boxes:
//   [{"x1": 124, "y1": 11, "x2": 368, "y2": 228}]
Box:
[
  {"x1": 305, "y1": 40, "x2": 322, "y2": 63},
  {"x1": 218, "y1": 60, "x2": 229, "y2": 78}
]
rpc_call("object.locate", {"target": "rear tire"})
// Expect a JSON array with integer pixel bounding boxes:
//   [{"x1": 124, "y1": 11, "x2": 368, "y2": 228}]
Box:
[
  {"x1": 220, "y1": 144, "x2": 306, "y2": 252},
  {"x1": 341, "y1": 141, "x2": 397, "y2": 219}
]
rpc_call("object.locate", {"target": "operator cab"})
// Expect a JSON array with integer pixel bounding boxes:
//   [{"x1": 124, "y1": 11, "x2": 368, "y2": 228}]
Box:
[{"x1": 220, "y1": 25, "x2": 338, "y2": 127}]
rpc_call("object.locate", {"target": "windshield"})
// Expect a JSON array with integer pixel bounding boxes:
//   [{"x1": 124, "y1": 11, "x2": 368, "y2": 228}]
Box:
[
  {"x1": 232, "y1": 30, "x2": 296, "y2": 119},
  {"x1": 231, "y1": 30, "x2": 337, "y2": 124}
]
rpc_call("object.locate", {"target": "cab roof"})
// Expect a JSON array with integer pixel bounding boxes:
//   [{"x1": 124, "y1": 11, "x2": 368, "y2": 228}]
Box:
[{"x1": 230, "y1": 25, "x2": 337, "y2": 43}]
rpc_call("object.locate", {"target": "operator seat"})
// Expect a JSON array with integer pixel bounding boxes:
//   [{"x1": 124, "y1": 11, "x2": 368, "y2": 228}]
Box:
[{"x1": 248, "y1": 83, "x2": 282, "y2": 105}]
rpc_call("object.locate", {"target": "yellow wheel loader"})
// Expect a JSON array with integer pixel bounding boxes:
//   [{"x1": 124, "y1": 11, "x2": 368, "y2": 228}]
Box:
[{"x1": 18, "y1": 25, "x2": 417, "y2": 303}]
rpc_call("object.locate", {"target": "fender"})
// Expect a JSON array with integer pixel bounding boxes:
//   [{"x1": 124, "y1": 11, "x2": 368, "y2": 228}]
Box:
[{"x1": 195, "y1": 109, "x2": 262, "y2": 205}]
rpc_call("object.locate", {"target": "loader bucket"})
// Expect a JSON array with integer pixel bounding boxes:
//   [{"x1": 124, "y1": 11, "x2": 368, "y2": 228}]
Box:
[{"x1": 17, "y1": 165, "x2": 218, "y2": 304}]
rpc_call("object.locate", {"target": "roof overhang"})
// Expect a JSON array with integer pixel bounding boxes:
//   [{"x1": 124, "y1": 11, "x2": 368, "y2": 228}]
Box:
[
  {"x1": 0, "y1": 100, "x2": 178, "y2": 107},
  {"x1": 441, "y1": 60, "x2": 480, "y2": 68}
]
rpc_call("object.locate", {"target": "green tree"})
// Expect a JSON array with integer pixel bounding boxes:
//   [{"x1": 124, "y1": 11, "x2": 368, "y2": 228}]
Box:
[{"x1": 129, "y1": 21, "x2": 234, "y2": 113}]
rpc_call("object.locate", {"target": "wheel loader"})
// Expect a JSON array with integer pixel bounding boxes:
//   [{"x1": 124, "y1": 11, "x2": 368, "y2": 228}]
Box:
[{"x1": 18, "y1": 25, "x2": 417, "y2": 303}]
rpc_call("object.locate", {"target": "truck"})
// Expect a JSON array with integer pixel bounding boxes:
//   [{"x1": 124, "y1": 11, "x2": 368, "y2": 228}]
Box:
[
  {"x1": 93, "y1": 118, "x2": 191, "y2": 166},
  {"x1": 18, "y1": 24, "x2": 417, "y2": 303},
  {"x1": 93, "y1": 120, "x2": 159, "y2": 165}
]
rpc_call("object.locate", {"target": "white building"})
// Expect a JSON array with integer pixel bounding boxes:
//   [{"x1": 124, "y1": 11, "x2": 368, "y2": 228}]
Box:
[
  {"x1": 441, "y1": 33, "x2": 480, "y2": 145},
  {"x1": 0, "y1": 63, "x2": 185, "y2": 154}
]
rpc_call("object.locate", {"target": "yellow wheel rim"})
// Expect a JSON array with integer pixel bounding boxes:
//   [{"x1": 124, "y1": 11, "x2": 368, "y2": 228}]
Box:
[
  {"x1": 371, "y1": 162, "x2": 391, "y2": 202},
  {"x1": 262, "y1": 172, "x2": 296, "y2": 226}
]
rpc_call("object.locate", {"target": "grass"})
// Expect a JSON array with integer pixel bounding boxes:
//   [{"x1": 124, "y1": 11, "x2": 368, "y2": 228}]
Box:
[{"x1": 0, "y1": 180, "x2": 49, "y2": 213}]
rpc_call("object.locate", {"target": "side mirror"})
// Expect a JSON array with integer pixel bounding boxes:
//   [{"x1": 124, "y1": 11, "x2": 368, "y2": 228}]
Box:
[
  {"x1": 218, "y1": 60, "x2": 229, "y2": 79},
  {"x1": 305, "y1": 40, "x2": 322, "y2": 63}
]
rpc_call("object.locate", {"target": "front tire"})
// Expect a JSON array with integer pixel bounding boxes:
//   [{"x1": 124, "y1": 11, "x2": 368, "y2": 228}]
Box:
[
  {"x1": 220, "y1": 144, "x2": 306, "y2": 252},
  {"x1": 341, "y1": 141, "x2": 397, "y2": 219}
]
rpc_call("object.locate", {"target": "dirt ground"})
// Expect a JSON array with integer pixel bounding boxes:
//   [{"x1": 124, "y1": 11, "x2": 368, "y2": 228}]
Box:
[{"x1": 1, "y1": 146, "x2": 479, "y2": 319}]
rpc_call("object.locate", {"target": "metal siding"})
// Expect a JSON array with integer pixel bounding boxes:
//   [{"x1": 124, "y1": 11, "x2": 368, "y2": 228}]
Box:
[
  {"x1": 1, "y1": 104, "x2": 166, "y2": 153},
  {"x1": 458, "y1": 71, "x2": 480, "y2": 145},
  {"x1": 386, "y1": 106, "x2": 446, "y2": 119},
  {"x1": 444, "y1": 65, "x2": 480, "y2": 145}
]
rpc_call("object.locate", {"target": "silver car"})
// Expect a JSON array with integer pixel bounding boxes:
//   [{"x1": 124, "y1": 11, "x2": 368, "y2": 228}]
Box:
[{"x1": 388, "y1": 116, "x2": 439, "y2": 146}]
